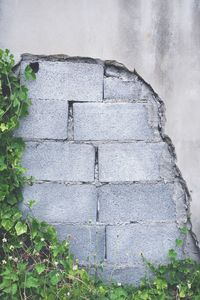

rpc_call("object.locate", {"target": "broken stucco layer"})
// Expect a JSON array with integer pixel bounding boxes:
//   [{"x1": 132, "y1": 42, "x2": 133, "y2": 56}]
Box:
[{"x1": 17, "y1": 54, "x2": 199, "y2": 284}]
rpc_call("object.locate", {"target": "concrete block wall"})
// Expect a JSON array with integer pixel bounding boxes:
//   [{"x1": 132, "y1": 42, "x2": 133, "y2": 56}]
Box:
[{"x1": 17, "y1": 54, "x2": 199, "y2": 284}]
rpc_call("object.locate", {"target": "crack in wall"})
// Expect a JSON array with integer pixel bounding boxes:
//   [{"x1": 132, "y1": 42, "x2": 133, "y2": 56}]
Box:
[{"x1": 67, "y1": 101, "x2": 74, "y2": 140}]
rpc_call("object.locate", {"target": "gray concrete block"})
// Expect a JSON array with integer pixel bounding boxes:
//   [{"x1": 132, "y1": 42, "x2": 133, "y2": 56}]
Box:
[
  {"x1": 97, "y1": 263, "x2": 151, "y2": 285},
  {"x1": 104, "y1": 77, "x2": 142, "y2": 100},
  {"x1": 74, "y1": 103, "x2": 160, "y2": 141},
  {"x1": 98, "y1": 183, "x2": 176, "y2": 223},
  {"x1": 15, "y1": 99, "x2": 68, "y2": 139},
  {"x1": 55, "y1": 224, "x2": 105, "y2": 265},
  {"x1": 106, "y1": 223, "x2": 182, "y2": 265},
  {"x1": 22, "y1": 142, "x2": 95, "y2": 181},
  {"x1": 22, "y1": 183, "x2": 97, "y2": 223},
  {"x1": 21, "y1": 60, "x2": 104, "y2": 101},
  {"x1": 99, "y1": 142, "x2": 174, "y2": 182}
]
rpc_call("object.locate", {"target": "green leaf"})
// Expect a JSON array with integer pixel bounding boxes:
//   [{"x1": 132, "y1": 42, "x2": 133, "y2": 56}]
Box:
[
  {"x1": 154, "y1": 278, "x2": 168, "y2": 290},
  {"x1": 0, "y1": 184, "x2": 9, "y2": 201},
  {"x1": 11, "y1": 284, "x2": 17, "y2": 295},
  {"x1": 24, "y1": 65, "x2": 36, "y2": 81},
  {"x1": 7, "y1": 195, "x2": 18, "y2": 205},
  {"x1": 15, "y1": 221, "x2": 27, "y2": 236},
  {"x1": 31, "y1": 221, "x2": 39, "y2": 238},
  {"x1": 180, "y1": 226, "x2": 189, "y2": 235},
  {"x1": 176, "y1": 239, "x2": 183, "y2": 247},
  {"x1": 3, "y1": 284, "x2": 18, "y2": 295},
  {"x1": 178, "y1": 285, "x2": 187, "y2": 298},
  {"x1": 12, "y1": 211, "x2": 22, "y2": 221},
  {"x1": 27, "y1": 199, "x2": 37, "y2": 209},
  {"x1": 25, "y1": 276, "x2": 39, "y2": 288},
  {"x1": 2, "y1": 219, "x2": 14, "y2": 231},
  {"x1": 13, "y1": 96, "x2": 20, "y2": 108},
  {"x1": 35, "y1": 263, "x2": 45, "y2": 274},
  {"x1": 0, "y1": 123, "x2": 8, "y2": 132},
  {"x1": 168, "y1": 249, "x2": 177, "y2": 260},
  {"x1": 50, "y1": 273, "x2": 61, "y2": 285},
  {"x1": 110, "y1": 288, "x2": 128, "y2": 300}
]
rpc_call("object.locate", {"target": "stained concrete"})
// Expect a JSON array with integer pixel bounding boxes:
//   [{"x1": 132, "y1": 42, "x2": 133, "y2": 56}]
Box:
[{"x1": 1, "y1": 1, "x2": 199, "y2": 241}]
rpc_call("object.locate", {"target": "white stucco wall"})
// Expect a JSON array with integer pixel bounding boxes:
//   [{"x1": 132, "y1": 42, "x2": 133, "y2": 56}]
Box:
[{"x1": 0, "y1": 0, "x2": 200, "y2": 240}]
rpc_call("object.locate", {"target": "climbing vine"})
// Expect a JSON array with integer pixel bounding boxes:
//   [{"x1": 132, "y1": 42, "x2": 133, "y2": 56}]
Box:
[{"x1": 0, "y1": 48, "x2": 200, "y2": 299}]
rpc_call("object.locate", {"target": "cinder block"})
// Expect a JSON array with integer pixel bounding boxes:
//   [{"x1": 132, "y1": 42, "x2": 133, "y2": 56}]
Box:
[
  {"x1": 98, "y1": 183, "x2": 176, "y2": 223},
  {"x1": 106, "y1": 223, "x2": 182, "y2": 265},
  {"x1": 99, "y1": 142, "x2": 174, "y2": 182},
  {"x1": 55, "y1": 224, "x2": 105, "y2": 265},
  {"x1": 97, "y1": 263, "x2": 151, "y2": 285},
  {"x1": 104, "y1": 77, "x2": 142, "y2": 100},
  {"x1": 22, "y1": 142, "x2": 95, "y2": 181},
  {"x1": 15, "y1": 99, "x2": 68, "y2": 139},
  {"x1": 21, "y1": 60, "x2": 104, "y2": 101},
  {"x1": 22, "y1": 183, "x2": 97, "y2": 223},
  {"x1": 74, "y1": 103, "x2": 160, "y2": 141}
]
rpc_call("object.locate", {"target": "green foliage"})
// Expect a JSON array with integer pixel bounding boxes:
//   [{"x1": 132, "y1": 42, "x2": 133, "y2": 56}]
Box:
[{"x1": 0, "y1": 48, "x2": 200, "y2": 299}]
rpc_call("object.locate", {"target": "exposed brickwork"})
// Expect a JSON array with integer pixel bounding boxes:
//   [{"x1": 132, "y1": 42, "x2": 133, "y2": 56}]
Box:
[{"x1": 19, "y1": 55, "x2": 199, "y2": 284}]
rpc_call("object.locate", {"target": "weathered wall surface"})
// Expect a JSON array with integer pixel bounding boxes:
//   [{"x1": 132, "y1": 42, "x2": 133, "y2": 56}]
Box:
[
  {"x1": 0, "y1": 0, "x2": 200, "y2": 241},
  {"x1": 17, "y1": 55, "x2": 199, "y2": 283}
]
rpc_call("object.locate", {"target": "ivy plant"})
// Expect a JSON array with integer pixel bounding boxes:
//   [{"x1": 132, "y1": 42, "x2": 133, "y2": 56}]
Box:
[{"x1": 0, "y1": 48, "x2": 200, "y2": 299}]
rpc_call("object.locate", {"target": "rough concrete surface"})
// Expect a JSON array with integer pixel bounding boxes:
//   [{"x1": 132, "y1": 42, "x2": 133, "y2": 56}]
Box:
[
  {"x1": 73, "y1": 102, "x2": 160, "y2": 141},
  {"x1": 16, "y1": 99, "x2": 69, "y2": 139},
  {"x1": 18, "y1": 55, "x2": 199, "y2": 284},
  {"x1": 54, "y1": 224, "x2": 105, "y2": 265},
  {"x1": 106, "y1": 222, "x2": 183, "y2": 265},
  {"x1": 1, "y1": 0, "x2": 200, "y2": 244},
  {"x1": 22, "y1": 183, "x2": 97, "y2": 223},
  {"x1": 22, "y1": 141, "x2": 95, "y2": 182},
  {"x1": 98, "y1": 183, "x2": 176, "y2": 223},
  {"x1": 21, "y1": 60, "x2": 104, "y2": 101},
  {"x1": 98, "y1": 142, "x2": 174, "y2": 182}
]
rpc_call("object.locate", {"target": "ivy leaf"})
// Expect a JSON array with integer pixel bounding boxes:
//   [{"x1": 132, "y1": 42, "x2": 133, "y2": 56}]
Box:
[
  {"x1": 180, "y1": 226, "x2": 189, "y2": 235},
  {"x1": 110, "y1": 288, "x2": 128, "y2": 300},
  {"x1": 35, "y1": 263, "x2": 45, "y2": 275},
  {"x1": 27, "y1": 199, "x2": 37, "y2": 209},
  {"x1": 7, "y1": 195, "x2": 18, "y2": 205},
  {"x1": 2, "y1": 219, "x2": 14, "y2": 231},
  {"x1": 12, "y1": 95, "x2": 20, "y2": 108},
  {"x1": 25, "y1": 276, "x2": 39, "y2": 288},
  {"x1": 24, "y1": 65, "x2": 36, "y2": 81},
  {"x1": 176, "y1": 239, "x2": 183, "y2": 247},
  {"x1": 0, "y1": 184, "x2": 9, "y2": 201},
  {"x1": 3, "y1": 284, "x2": 18, "y2": 295},
  {"x1": 15, "y1": 221, "x2": 27, "y2": 236},
  {"x1": 154, "y1": 278, "x2": 168, "y2": 290},
  {"x1": 31, "y1": 219, "x2": 39, "y2": 238},
  {"x1": 0, "y1": 123, "x2": 8, "y2": 132},
  {"x1": 50, "y1": 272, "x2": 61, "y2": 285},
  {"x1": 12, "y1": 211, "x2": 22, "y2": 222},
  {"x1": 168, "y1": 249, "x2": 177, "y2": 260}
]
